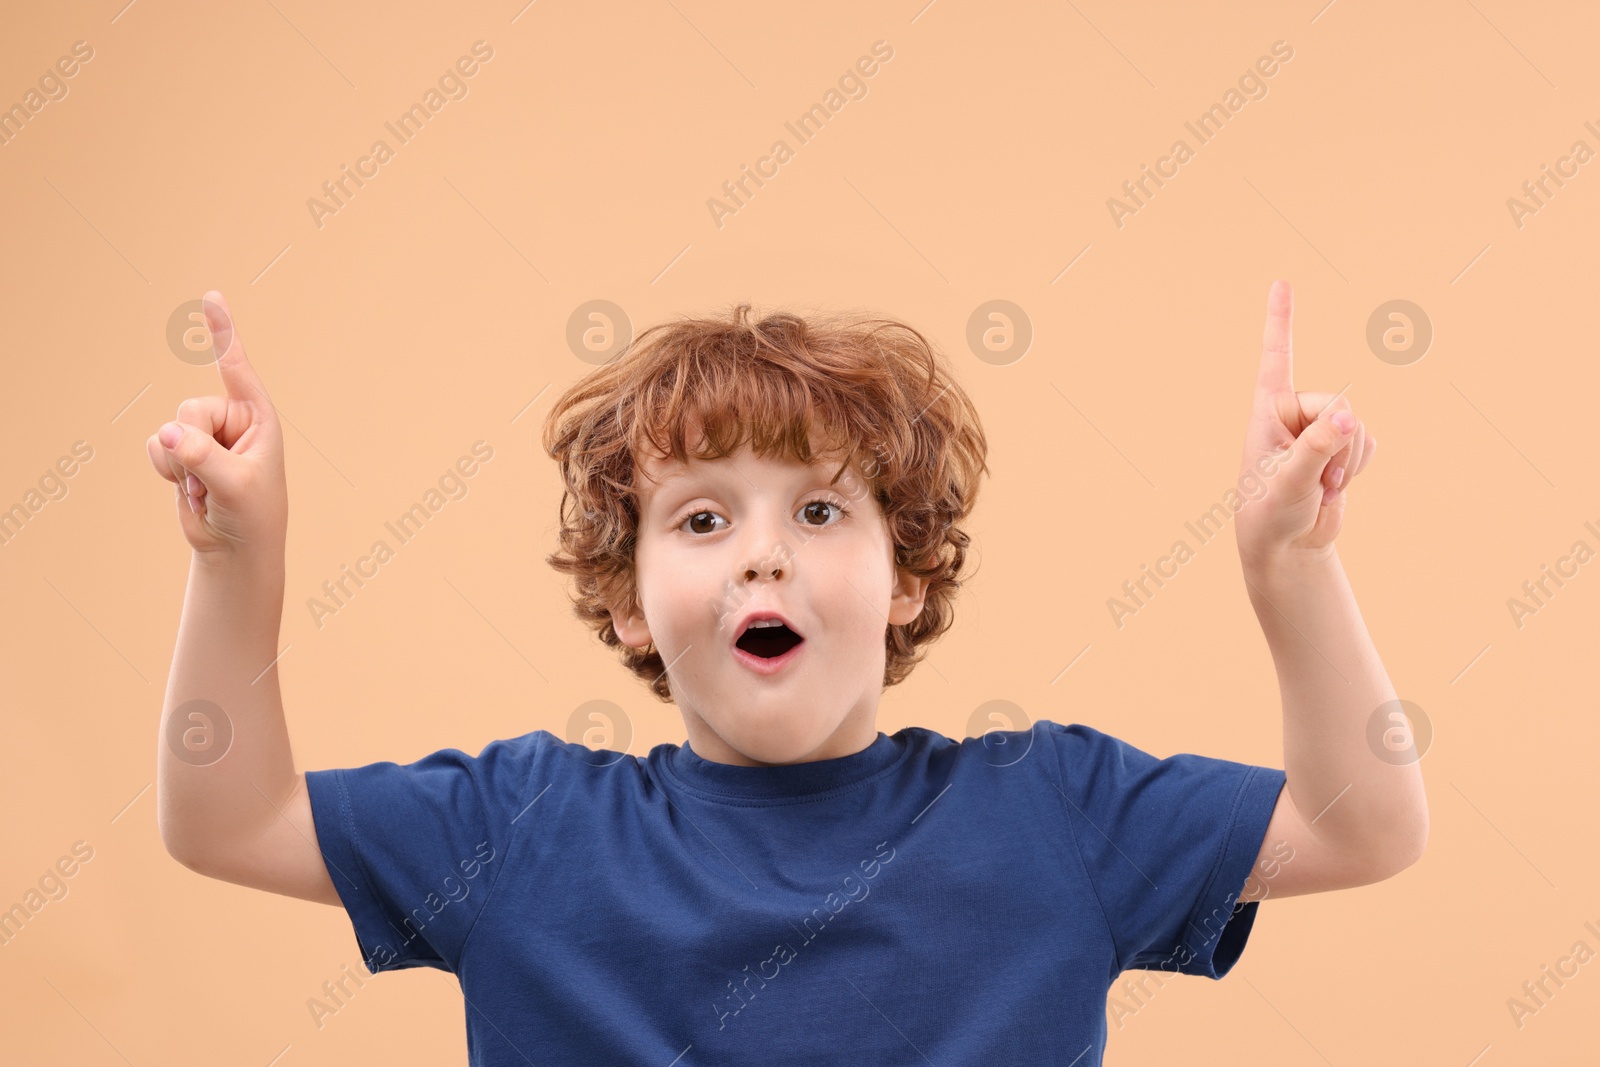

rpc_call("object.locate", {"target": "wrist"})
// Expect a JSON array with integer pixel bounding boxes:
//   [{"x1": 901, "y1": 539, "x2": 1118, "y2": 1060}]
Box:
[
  {"x1": 192, "y1": 545, "x2": 286, "y2": 589},
  {"x1": 1241, "y1": 543, "x2": 1341, "y2": 595},
  {"x1": 183, "y1": 548, "x2": 286, "y2": 652}
]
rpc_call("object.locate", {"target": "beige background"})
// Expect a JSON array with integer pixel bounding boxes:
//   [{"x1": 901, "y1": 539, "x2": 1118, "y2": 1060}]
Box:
[{"x1": 2, "y1": 0, "x2": 1595, "y2": 1062}]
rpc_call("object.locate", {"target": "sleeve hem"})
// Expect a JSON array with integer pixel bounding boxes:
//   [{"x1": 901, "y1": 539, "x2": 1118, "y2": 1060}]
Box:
[
  {"x1": 304, "y1": 767, "x2": 408, "y2": 975},
  {"x1": 1175, "y1": 764, "x2": 1287, "y2": 980}
]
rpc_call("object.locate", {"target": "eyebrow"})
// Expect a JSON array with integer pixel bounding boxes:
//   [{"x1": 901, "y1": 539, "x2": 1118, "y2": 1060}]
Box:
[
  {"x1": 654, "y1": 466, "x2": 770, "y2": 496},
  {"x1": 645, "y1": 460, "x2": 846, "y2": 509},
  {"x1": 651, "y1": 467, "x2": 696, "y2": 486}
]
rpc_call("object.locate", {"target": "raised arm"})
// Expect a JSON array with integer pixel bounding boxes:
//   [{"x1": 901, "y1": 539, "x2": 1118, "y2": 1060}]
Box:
[
  {"x1": 148, "y1": 292, "x2": 338, "y2": 906},
  {"x1": 1233, "y1": 281, "x2": 1428, "y2": 899}
]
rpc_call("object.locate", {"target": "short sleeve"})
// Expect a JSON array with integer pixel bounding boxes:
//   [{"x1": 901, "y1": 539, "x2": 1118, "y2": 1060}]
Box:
[
  {"x1": 304, "y1": 731, "x2": 553, "y2": 975},
  {"x1": 1047, "y1": 721, "x2": 1286, "y2": 980}
]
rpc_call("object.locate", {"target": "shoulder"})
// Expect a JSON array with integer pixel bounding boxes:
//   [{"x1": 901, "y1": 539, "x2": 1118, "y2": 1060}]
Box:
[
  {"x1": 944, "y1": 717, "x2": 1111, "y2": 775},
  {"x1": 1025, "y1": 719, "x2": 1278, "y2": 819},
  {"x1": 474, "y1": 727, "x2": 641, "y2": 768},
  {"x1": 323, "y1": 728, "x2": 634, "y2": 811},
  {"x1": 1031, "y1": 718, "x2": 1125, "y2": 754},
  {"x1": 1036, "y1": 718, "x2": 1246, "y2": 776},
  {"x1": 892, "y1": 721, "x2": 1069, "y2": 786},
  {"x1": 476, "y1": 728, "x2": 651, "y2": 796}
]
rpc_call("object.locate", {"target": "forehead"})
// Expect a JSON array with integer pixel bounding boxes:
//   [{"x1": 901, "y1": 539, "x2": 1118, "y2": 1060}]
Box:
[{"x1": 633, "y1": 432, "x2": 860, "y2": 508}]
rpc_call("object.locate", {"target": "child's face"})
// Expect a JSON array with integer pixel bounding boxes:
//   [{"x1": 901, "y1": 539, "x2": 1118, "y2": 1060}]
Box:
[{"x1": 612, "y1": 432, "x2": 930, "y2": 766}]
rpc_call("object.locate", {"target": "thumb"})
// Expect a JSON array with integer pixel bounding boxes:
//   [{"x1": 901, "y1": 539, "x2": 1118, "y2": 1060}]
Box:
[
  {"x1": 1278, "y1": 408, "x2": 1355, "y2": 493},
  {"x1": 160, "y1": 420, "x2": 240, "y2": 493}
]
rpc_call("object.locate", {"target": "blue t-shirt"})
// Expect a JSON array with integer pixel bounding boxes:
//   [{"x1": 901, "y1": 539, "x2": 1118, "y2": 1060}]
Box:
[{"x1": 304, "y1": 720, "x2": 1285, "y2": 1065}]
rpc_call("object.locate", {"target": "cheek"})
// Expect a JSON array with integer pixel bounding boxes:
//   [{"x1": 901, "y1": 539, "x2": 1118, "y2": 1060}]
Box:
[
  {"x1": 825, "y1": 543, "x2": 897, "y2": 613},
  {"x1": 634, "y1": 541, "x2": 704, "y2": 629},
  {"x1": 629, "y1": 539, "x2": 665, "y2": 613}
]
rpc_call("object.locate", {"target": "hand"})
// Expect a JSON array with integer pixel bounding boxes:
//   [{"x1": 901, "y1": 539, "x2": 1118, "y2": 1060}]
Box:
[
  {"x1": 145, "y1": 292, "x2": 288, "y2": 560},
  {"x1": 1235, "y1": 280, "x2": 1376, "y2": 570}
]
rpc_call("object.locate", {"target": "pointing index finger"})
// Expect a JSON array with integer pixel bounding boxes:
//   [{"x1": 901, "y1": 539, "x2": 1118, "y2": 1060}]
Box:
[
  {"x1": 1255, "y1": 278, "x2": 1294, "y2": 397},
  {"x1": 201, "y1": 290, "x2": 270, "y2": 404}
]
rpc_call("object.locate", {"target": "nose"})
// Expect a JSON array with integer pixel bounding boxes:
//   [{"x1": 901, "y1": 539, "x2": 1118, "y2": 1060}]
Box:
[
  {"x1": 743, "y1": 542, "x2": 785, "y2": 582},
  {"x1": 738, "y1": 513, "x2": 792, "y2": 585},
  {"x1": 745, "y1": 559, "x2": 782, "y2": 582}
]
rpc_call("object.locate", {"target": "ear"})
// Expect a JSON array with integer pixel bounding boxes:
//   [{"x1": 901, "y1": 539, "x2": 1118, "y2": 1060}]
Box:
[
  {"x1": 610, "y1": 597, "x2": 654, "y2": 649},
  {"x1": 887, "y1": 566, "x2": 932, "y2": 627}
]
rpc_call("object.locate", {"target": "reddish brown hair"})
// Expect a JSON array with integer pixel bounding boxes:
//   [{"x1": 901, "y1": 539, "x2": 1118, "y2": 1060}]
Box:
[{"x1": 541, "y1": 303, "x2": 990, "y2": 702}]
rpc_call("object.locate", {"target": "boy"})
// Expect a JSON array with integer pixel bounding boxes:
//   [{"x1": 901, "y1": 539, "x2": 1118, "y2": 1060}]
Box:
[{"x1": 150, "y1": 282, "x2": 1427, "y2": 1064}]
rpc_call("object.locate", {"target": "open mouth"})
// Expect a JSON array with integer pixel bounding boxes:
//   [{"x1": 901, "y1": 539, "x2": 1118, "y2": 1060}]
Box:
[{"x1": 734, "y1": 623, "x2": 805, "y2": 660}]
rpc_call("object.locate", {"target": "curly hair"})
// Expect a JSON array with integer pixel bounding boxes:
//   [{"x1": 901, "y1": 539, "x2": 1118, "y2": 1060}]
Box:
[{"x1": 540, "y1": 302, "x2": 990, "y2": 702}]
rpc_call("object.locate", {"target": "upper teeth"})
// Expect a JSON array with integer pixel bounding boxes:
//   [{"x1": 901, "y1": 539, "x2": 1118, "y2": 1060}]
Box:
[{"x1": 747, "y1": 619, "x2": 784, "y2": 629}]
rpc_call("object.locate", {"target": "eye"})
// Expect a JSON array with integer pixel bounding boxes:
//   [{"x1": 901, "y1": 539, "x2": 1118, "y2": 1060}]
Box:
[
  {"x1": 675, "y1": 496, "x2": 851, "y2": 536},
  {"x1": 798, "y1": 497, "x2": 849, "y2": 527},
  {"x1": 680, "y1": 509, "x2": 725, "y2": 535}
]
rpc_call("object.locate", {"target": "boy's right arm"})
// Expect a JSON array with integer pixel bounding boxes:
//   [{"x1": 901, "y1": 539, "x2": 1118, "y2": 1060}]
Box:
[
  {"x1": 160, "y1": 554, "x2": 339, "y2": 905},
  {"x1": 150, "y1": 292, "x2": 339, "y2": 907}
]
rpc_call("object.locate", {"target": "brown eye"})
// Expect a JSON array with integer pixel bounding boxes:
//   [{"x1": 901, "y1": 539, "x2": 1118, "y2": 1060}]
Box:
[
  {"x1": 683, "y1": 510, "x2": 724, "y2": 535},
  {"x1": 800, "y1": 500, "x2": 847, "y2": 527}
]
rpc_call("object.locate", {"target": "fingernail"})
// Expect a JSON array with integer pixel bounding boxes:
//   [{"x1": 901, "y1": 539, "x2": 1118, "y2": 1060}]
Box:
[
  {"x1": 159, "y1": 423, "x2": 183, "y2": 449},
  {"x1": 1330, "y1": 466, "x2": 1345, "y2": 487},
  {"x1": 187, "y1": 493, "x2": 199, "y2": 513},
  {"x1": 186, "y1": 474, "x2": 200, "y2": 494},
  {"x1": 1332, "y1": 411, "x2": 1355, "y2": 434}
]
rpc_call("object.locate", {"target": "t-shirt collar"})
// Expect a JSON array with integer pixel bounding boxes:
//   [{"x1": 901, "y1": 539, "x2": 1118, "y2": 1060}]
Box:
[{"x1": 662, "y1": 730, "x2": 905, "y2": 800}]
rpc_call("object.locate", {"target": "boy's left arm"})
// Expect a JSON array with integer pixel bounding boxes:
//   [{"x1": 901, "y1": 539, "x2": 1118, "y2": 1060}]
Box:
[{"x1": 1231, "y1": 280, "x2": 1429, "y2": 901}]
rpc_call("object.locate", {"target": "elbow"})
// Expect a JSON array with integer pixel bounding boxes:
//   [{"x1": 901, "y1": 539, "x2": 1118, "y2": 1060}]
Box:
[
  {"x1": 159, "y1": 828, "x2": 209, "y2": 876},
  {"x1": 157, "y1": 806, "x2": 215, "y2": 878},
  {"x1": 156, "y1": 803, "x2": 189, "y2": 868},
  {"x1": 1402, "y1": 819, "x2": 1430, "y2": 871},
  {"x1": 1384, "y1": 840, "x2": 1425, "y2": 880},
  {"x1": 1403, "y1": 801, "x2": 1431, "y2": 866},
  {"x1": 163, "y1": 837, "x2": 235, "y2": 882},
  {"x1": 1376, "y1": 808, "x2": 1430, "y2": 879},
  {"x1": 165, "y1": 846, "x2": 209, "y2": 877}
]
